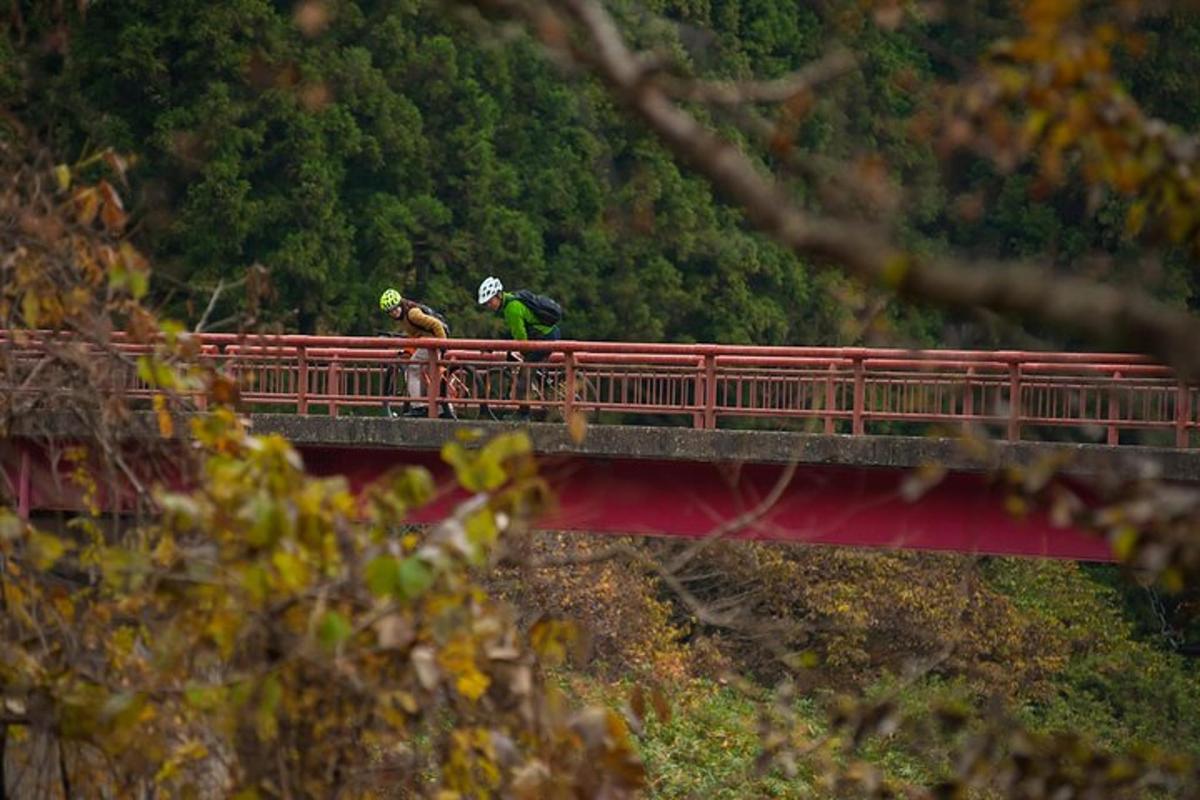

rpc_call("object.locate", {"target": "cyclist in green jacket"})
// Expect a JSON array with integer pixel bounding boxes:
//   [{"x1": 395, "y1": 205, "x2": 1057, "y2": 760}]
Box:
[
  {"x1": 476, "y1": 276, "x2": 561, "y2": 363},
  {"x1": 477, "y1": 276, "x2": 563, "y2": 420}
]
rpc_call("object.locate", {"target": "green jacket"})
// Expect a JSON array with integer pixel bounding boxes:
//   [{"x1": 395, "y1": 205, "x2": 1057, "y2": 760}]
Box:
[{"x1": 501, "y1": 292, "x2": 555, "y2": 339}]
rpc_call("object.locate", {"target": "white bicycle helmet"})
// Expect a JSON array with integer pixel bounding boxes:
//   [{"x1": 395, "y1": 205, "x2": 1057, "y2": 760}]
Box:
[{"x1": 478, "y1": 276, "x2": 503, "y2": 305}]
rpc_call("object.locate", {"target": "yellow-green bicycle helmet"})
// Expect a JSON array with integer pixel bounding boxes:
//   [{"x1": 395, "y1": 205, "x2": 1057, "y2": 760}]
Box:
[{"x1": 379, "y1": 288, "x2": 402, "y2": 311}]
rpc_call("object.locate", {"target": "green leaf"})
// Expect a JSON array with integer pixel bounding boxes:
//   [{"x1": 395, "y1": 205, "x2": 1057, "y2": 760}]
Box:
[
  {"x1": 136, "y1": 355, "x2": 177, "y2": 390},
  {"x1": 441, "y1": 441, "x2": 506, "y2": 492},
  {"x1": 129, "y1": 269, "x2": 149, "y2": 300},
  {"x1": 255, "y1": 674, "x2": 282, "y2": 742},
  {"x1": 397, "y1": 556, "x2": 434, "y2": 601},
  {"x1": 465, "y1": 509, "x2": 498, "y2": 551},
  {"x1": 481, "y1": 431, "x2": 533, "y2": 462},
  {"x1": 184, "y1": 684, "x2": 226, "y2": 711},
  {"x1": 0, "y1": 509, "x2": 22, "y2": 541},
  {"x1": 21, "y1": 292, "x2": 39, "y2": 328},
  {"x1": 247, "y1": 495, "x2": 288, "y2": 547},
  {"x1": 392, "y1": 467, "x2": 435, "y2": 508},
  {"x1": 240, "y1": 564, "x2": 270, "y2": 606},
  {"x1": 365, "y1": 555, "x2": 401, "y2": 597},
  {"x1": 317, "y1": 611, "x2": 352, "y2": 651}
]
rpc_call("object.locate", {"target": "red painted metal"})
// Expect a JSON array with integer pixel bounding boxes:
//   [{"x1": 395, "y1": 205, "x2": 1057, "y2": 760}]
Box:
[
  {"x1": 3, "y1": 437, "x2": 1113, "y2": 560},
  {"x1": 294, "y1": 446, "x2": 1112, "y2": 561},
  {"x1": 2, "y1": 332, "x2": 1196, "y2": 446}
]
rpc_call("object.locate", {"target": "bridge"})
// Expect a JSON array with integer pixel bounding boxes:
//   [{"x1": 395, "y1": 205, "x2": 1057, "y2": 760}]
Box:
[{"x1": 6, "y1": 333, "x2": 1200, "y2": 561}]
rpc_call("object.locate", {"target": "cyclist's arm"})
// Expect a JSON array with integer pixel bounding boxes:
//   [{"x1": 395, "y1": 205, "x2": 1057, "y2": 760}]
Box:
[
  {"x1": 504, "y1": 300, "x2": 530, "y2": 340},
  {"x1": 406, "y1": 307, "x2": 447, "y2": 339}
]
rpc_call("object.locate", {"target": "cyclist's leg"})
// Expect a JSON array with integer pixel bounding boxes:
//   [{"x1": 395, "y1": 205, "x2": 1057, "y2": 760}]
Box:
[
  {"x1": 432, "y1": 347, "x2": 456, "y2": 419},
  {"x1": 384, "y1": 354, "x2": 408, "y2": 418},
  {"x1": 521, "y1": 328, "x2": 560, "y2": 418},
  {"x1": 401, "y1": 348, "x2": 428, "y2": 416},
  {"x1": 507, "y1": 350, "x2": 532, "y2": 419},
  {"x1": 383, "y1": 361, "x2": 396, "y2": 416}
]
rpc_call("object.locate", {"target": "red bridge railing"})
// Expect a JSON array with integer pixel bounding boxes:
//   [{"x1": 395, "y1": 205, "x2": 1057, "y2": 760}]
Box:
[{"x1": 3, "y1": 333, "x2": 1197, "y2": 447}]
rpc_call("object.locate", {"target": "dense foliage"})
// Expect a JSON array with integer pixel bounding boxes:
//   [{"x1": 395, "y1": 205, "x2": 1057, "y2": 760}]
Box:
[{"x1": 7, "y1": 0, "x2": 1194, "y2": 345}]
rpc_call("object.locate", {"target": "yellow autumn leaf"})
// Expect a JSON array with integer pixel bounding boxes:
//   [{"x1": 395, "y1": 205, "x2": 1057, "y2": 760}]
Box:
[
  {"x1": 439, "y1": 636, "x2": 490, "y2": 702},
  {"x1": 464, "y1": 509, "x2": 497, "y2": 550},
  {"x1": 271, "y1": 549, "x2": 309, "y2": 592},
  {"x1": 153, "y1": 393, "x2": 174, "y2": 438},
  {"x1": 28, "y1": 530, "x2": 70, "y2": 570},
  {"x1": 53, "y1": 163, "x2": 71, "y2": 191},
  {"x1": 207, "y1": 610, "x2": 241, "y2": 659},
  {"x1": 529, "y1": 619, "x2": 576, "y2": 667},
  {"x1": 567, "y1": 409, "x2": 588, "y2": 443},
  {"x1": 74, "y1": 186, "x2": 100, "y2": 225},
  {"x1": 455, "y1": 669, "x2": 490, "y2": 702},
  {"x1": 154, "y1": 739, "x2": 209, "y2": 784},
  {"x1": 1111, "y1": 525, "x2": 1138, "y2": 562},
  {"x1": 21, "y1": 292, "x2": 39, "y2": 327}
]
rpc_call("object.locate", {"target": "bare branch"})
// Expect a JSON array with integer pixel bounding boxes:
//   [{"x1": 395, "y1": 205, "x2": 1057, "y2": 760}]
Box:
[
  {"x1": 192, "y1": 273, "x2": 255, "y2": 334},
  {"x1": 194, "y1": 278, "x2": 225, "y2": 333},
  {"x1": 666, "y1": 460, "x2": 798, "y2": 575},
  {"x1": 657, "y1": 48, "x2": 856, "y2": 106}
]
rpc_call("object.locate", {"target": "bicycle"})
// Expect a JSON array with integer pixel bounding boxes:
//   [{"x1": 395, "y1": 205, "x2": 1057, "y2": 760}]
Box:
[
  {"x1": 477, "y1": 350, "x2": 595, "y2": 423},
  {"x1": 377, "y1": 333, "x2": 483, "y2": 420}
]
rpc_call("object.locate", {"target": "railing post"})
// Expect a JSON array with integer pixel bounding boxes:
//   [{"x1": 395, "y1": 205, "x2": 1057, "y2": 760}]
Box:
[
  {"x1": 297, "y1": 346, "x2": 309, "y2": 416},
  {"x1": 824, "y1": 363, "x2": 836, "y2": 434},
  {"x1": 193, "y1": 345, "x2": 212, "y2": 412},
  {"x1": 564, "y1": 352, "x2": 576, "y2": 421},
  {"x1": 17, "y1": 445, "x2": 30, "y2": 521},
  {"x1": 852, "y1": 356, "x2": 865, "y2": 436},
  {"x1": 1008, "y1": 362, "x2": 1020, "y2": 441},
  {"x1": 426, "y1": 347, "x2": 440, "y2": 418},
  {"x1": 194, "y1": 361, "x2": 208, "y2": 412},
  {"x1": 329, "y1": 355, "x2": 340, "y2": 418},
  {"x1": 963, "y1": 366, "x2": 975, "y2": 426},
  {"x1": 1178, "y1": 381, "x2": 1192, "y2": 449},
  {"x1": 1108, "y1": 370, "x2": 1122, "y2": 446},
  {"x1": 703, "y1": 354, "x2": 717, "y2": 430}
]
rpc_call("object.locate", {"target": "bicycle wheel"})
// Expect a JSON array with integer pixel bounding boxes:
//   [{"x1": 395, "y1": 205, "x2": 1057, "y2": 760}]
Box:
[
  {"x1": 471, "y1": 363, "x2": 512, "y2": 422},
  {"x1": 444, "y1": 364, "x2": 495, "y2": 421},
  {"x1": 542, "y1": 370, "x2": 596, "y2": 422}
]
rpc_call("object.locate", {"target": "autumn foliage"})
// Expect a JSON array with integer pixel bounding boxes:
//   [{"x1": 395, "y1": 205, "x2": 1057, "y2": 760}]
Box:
[{"x1": 0, "y1": 130, "x2": 646, "y2": 798}]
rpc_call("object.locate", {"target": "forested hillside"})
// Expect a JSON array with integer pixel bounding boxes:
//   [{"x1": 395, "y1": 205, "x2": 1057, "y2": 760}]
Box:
[
  {"x1": 6, "y1": 0, "x2": 1197, "y2": 343},
  {"x1": 5, "y1": 1, "x2": 1200, "y2": 797}
]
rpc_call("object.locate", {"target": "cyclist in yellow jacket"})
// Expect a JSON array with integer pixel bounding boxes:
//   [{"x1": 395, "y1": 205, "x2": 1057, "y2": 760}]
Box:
[{"x1": 379, "y1": 288, "x2": 455, "y2": 419}]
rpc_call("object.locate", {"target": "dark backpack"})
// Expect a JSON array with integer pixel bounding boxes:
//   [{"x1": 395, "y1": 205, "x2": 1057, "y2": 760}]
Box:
[
  {"x1": 410, "y1": 301, "x2": 451, "y2": 335},
  {"x1": 513, "y1": 289, "x2": 564, "y2": 326}
]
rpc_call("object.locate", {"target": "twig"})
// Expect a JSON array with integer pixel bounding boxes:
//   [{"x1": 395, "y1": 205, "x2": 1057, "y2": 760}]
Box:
[
  {"x1": 667, "y1": 461, "x2": 799, "y2": 575},
  {"x1": 58, "y1": 739, "x2": 71, "y2": 800},
  {"x1": 658, "y1": 48, "x2": 856, "y2": 105},
  {"x1": 194, "y1": 278, "x2": 226, "y2": 333}
]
